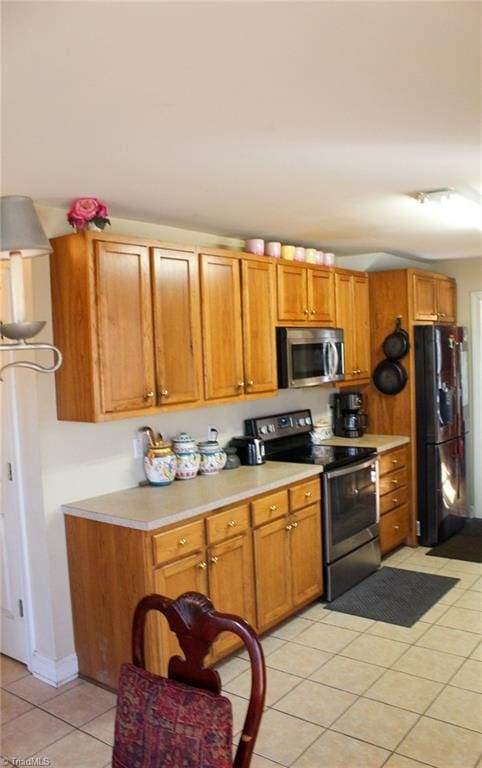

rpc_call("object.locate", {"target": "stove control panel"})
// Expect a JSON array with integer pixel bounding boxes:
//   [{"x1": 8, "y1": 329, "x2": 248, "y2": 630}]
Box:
[{"x1": 245, "y1": 409, "x2": 313, "y2": 441}]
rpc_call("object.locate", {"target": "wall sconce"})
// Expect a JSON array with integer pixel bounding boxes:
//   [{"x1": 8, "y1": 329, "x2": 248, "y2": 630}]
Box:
[{"x1": 0, "y1": 195, "x2": 62, "y2": 381}]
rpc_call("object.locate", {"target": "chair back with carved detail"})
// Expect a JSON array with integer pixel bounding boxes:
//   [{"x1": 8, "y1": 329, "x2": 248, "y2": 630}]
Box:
[{"x1": 112, "y1": 591, "x2": 266, "y2": 768}]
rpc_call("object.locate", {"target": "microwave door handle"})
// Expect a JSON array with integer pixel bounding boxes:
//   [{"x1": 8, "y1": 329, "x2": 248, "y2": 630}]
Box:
[
  {"x1": 323, "y1": 342, "x2": 330, "y2": 377},
  {"x1": 329, "y1": 341, "x2": 339, "y2": 378}
]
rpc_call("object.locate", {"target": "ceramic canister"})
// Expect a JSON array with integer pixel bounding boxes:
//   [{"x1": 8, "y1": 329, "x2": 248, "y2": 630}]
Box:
[
  {"x1": 305, "y1": 248, "x2": 317, "y2": 263},
  {"x1": 197, "y1": 440, "x2": 227, "y2": 475},
  {"x1": 294, "y1": 246, "x2": 305, "y2": 262},
  {"x1": 281, "y1": 244, "x2": 295, "y2": 260},
  {"x1": 323, "y1": 252, "x2": 335, "y2": 266},
  {"x1": 144, "y1": 441, "x2": 177, "y2": 486},
  {"x1": 172, "y1": 431, "x2": 200, "y2": 480},
  {"x1": 245, "y1": 238, "x2": 265, "y2": 256},
  {"x1": 265, "y1": 241, "x2": 281, "y2": 258}
]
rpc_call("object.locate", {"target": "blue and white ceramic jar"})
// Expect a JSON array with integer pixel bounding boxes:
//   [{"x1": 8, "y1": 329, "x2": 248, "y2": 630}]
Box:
[
  {"x1": 172, "y1": 432, "x2": 201, "y2": 480},
  {"x1": 197, "y1": 440, "x2": 227, "y2": 475}
]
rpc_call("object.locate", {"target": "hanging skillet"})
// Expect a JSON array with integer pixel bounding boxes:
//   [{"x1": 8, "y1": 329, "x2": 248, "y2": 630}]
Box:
[
  {"x1": 373, "y1": 359, "x2": 408, "y2": 395},
  {"x1": 382, "y1": 317, "x2": 410, "y2": 360}
]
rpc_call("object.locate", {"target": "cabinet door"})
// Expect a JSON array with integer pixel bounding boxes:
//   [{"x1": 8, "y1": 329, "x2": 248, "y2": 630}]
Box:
[
  {"x1": 152, "y1": 248, "x2": 203, "y2": 406},
  {"x1": 95, "y1": 241, "x2": 155, "y2": 413},
  {"x1": 352, "y1": 274, "x2": 371, "y2": 379},
  {"x1": 208, "y1": 534, "x2": 256, "y2": 656},
  {"x1": 153, "y1": 553, "x2": 208, "y2": 673},
  {"x1": 307, "y1": 268, "x2": 335, "y2": 324},
  {"x1": 241, "y1": 259, "x2": 277, "y2": 395},
  {"x1": 436, "y1": 278, "x2": 456, "y2": 323},
  {"x1": 200, "y1": 254, "x2": 245, "y2": 400},
  {"x1": 290, "y1": 504, "x2": 323, "y2": 607},
  {"x1": 335, "y1": 272, "x2": 355, "y2": 380},
  {"x1": 413, "y1": 274, "x2": 437, "y2": 321},
  {"x1": 253, "y1": 517, "x2": 292, "y2": 631},
  {"x1": 277, "y1": 264, "x2": 308, "y2": 321}
]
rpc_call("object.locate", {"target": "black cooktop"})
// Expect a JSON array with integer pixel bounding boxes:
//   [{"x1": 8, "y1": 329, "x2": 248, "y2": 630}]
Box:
[{"x1": 245, "y1": 408, "x2": 376, "y2": 471}]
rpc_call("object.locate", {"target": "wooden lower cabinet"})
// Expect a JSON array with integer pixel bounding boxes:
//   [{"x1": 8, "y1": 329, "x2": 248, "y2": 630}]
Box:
[
  {"x1": 378, "y1": 445, "x2": 410, "y2": 555},
  {"x1": 65, "y1": 476, "x2": 324, "y2": 688}
]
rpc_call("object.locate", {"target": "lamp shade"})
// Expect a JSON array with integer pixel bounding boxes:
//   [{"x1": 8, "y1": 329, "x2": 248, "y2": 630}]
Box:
[{"x1": 0, "y1": 195, "x2": 52, "y2": 259}]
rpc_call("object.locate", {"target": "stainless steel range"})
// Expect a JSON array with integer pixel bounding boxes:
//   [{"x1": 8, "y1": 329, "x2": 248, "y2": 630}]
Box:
[{"x1": 245, "y1": 409, "x2": 381, "y2": 601}]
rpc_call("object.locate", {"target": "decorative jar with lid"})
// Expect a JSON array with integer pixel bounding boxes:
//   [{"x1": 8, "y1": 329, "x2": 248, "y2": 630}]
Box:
[
  {"x1": 144, "y1": 439, "x2": 176, "y2": 486},
  {"x1": 172, "y1": 432, "x2": 201, "y2": 480},
  {"x1": 197, "y1": 439, "x2": 227, "y2": 475}
]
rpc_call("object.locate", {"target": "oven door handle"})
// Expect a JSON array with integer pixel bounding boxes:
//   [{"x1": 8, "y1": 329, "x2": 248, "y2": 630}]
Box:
[{"x1": 324, "y1": 457, "x2": 378, "y2": 480}]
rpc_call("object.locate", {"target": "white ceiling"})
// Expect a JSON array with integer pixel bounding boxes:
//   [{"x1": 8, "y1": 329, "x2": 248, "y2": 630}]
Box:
[{"x1": 2, "y1": 1, "x2": 481, "y2": 260}]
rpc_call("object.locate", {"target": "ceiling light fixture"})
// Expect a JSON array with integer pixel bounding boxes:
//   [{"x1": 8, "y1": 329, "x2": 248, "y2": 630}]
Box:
[
  {"x1": 415, "y1": 188, "x2": 482, "y2": 230},
  {"x1": 0, "y1": 195, "x2": 62, "y2": 381}
]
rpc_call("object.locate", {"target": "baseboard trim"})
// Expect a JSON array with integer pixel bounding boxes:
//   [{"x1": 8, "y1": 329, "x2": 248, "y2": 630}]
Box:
[{"x1": 29, "y1": 651, "x2": 78, "y2": 687}]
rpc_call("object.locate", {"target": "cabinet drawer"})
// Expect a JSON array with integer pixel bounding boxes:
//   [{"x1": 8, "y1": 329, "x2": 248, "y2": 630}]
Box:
[
  {"x1": 380, "y1": 486, "x2": 409, "y2": 516},
  {"x1": 379, "y1": 446, "x2": 407, "y2": 476},
  {"x1": 379, "y1": 467, "x2": 408, "y2": 496},
  {"x1": 251, "y1": 489, "x2": 289, "y2": 527},
  {"x1": 206, "y1": 504, "x2": 250, "y2": 544},
  {"x1": 380, "y1": 504, "x2": 409, "y2": 555},
  {"x1": 289, "y1": 478, "x2": 321, "y2": 512},
  {"x1": 152, "y1": 520, "x2": 204, "y2": 566}
]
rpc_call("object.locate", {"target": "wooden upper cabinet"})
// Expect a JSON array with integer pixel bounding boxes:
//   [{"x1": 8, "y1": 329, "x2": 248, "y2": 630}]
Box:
[
  {"x1": 412, "y1": 272, "x2": 457, "y2": 323},
  {"x1": 151, "y1": 248, "x2": 202, "y2": 407},
  {"x1": 335, "y1": 270, "x2": 370, "y2": 383},
  {"x1": 277, "y1": 263, "x2": 308, "y2": 321},
  {"x1": 241, "y1": 259, "x2": 277, "y2": 395},
  {"x1": 413, "y1": 273, "x2": 438, "y2": 321},
  {"x1": 200, "y1": 253, "x2": 244, "y2": 400},
  {"x1": 436, "y1": 277, "x2": 456, "y2": 323},
  {"x1": 307, "y1": 268, "x2": 335, "y2": 324},
  {"x1": 277, "y1": 263, "x2": 335, "y2": 324},
  {"x1": 95, "y1": 241, "x2": 156, "y2": 414}
]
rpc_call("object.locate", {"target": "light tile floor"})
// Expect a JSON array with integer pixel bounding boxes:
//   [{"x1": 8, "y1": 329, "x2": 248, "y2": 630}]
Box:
[{"x1": 1, "y1": 546, "x2": 481, "y2": 767}]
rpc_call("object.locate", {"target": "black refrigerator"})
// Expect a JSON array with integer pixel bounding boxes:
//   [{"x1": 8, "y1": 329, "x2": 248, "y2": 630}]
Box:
[{"x1": 415, "y1": 325, "x2": 469, "y2": 546}]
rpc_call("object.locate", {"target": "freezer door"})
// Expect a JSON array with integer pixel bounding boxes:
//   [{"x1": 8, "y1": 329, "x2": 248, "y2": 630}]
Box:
[{"x1": 418, "y1": 437, "x2": 466, "y2": 546}]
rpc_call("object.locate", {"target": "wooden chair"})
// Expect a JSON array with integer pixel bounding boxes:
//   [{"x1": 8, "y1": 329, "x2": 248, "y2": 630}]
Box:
[{"x1": 112, "y1": 591, "x2": 266, "y2": 768}]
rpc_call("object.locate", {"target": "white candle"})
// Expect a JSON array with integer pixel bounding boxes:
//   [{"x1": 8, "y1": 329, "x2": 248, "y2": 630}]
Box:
[{"x1": 8, "y1": 252, "x2": 26, "y2": 323}]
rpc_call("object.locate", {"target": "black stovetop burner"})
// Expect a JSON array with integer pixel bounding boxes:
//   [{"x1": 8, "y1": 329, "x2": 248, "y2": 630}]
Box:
[{"x1": 245, "y1": 408, "x2": 376, "y2": 471}]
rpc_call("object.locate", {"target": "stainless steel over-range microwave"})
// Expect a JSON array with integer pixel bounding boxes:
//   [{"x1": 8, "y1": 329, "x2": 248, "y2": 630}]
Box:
[{"x1": 276, "y1": 327, "x2": 345, "y2": 388}]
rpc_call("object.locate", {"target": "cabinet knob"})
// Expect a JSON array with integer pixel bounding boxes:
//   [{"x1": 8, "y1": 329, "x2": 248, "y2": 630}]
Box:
[
  {"x1": 269, "y1": 504, "x2": 278, "y2": 512},
  {"x1": 392, "y1": 498, "x2": 398, "y2": 504},
  {"x1": 246, "y1": 379, "x2": 254, "y2": 386},
  {"x1": 391, "y1": 479, "x2": 399, "y2": 486},
  {"x1": 304, "y1": 308, "x2": 310, "y2": 315},
  {"x1": 197, "y1": 561, "x2": 208, "y2": 569},
  {"x1": 178, "y1": 537, "x2": 188, "y2": 546},
  {"x1": 227, "y1": 520, "x2": 238, "y2": 528},
  {"x1": 237, "y1": 381, "x2": 245, "y2": 388},
  {"x1": 393, "y1": 525, "x2": 400, "y2": 532},
  {"x1": 210, "y1": 556, "x2": 219, "y2": 565},
  {"x1": 310, "y1": 309, "x2": 316, "y2": 315},
  {"x1": 304, "y1": 491, "x2": 312, "y2": 498},
  {"x1": 285, "y1": 524, "x2": 293, "y2": 531},
  {"x1": 159, "y1": 389, "x2": 169, "y2": 397},
  {"x1": 391, "y1": 459, "x2": 398, "y2": 465},
  {"x1": 143, "y1": 391, "x2": 154, "y2": 402},
  {"x1": 291, "y1": 521, "x2": 298, "y2": 528}
]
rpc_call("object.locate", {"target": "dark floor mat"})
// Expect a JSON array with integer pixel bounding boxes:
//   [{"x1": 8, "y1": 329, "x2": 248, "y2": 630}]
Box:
[
  {"x1": 324, "y1": 567, "x2": 459, "y2": 627},
  {"x1": 426, "y1": 519, "x2": 482, "y2": 563}
]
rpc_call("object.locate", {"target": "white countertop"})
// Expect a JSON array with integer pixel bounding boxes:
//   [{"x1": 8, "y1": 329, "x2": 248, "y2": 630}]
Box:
[
  {"x1": 63, "y1": 434, "x2": 409, "y2": 532},
  {"x1": 63, "y1": 462, "x2": 323, "y2": 531},
  {"x1": 318, "y1": 434, "x2": 409, "y2": 452}
]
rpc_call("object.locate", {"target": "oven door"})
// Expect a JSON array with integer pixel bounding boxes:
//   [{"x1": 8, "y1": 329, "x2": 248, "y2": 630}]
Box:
[{"x1": 323, "y1": 457, "x2": 379, "y2": 564}]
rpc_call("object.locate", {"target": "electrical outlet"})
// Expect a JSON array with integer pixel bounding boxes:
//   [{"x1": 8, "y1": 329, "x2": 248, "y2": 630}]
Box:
[{"x1": 132, "y1": 437, "x2": 143, "y2": 459}]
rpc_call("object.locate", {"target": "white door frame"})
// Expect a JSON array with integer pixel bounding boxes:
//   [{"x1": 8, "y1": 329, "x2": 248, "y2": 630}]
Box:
[{"x1": 471, "y1": 291, "x2": 482, "y2": 517}]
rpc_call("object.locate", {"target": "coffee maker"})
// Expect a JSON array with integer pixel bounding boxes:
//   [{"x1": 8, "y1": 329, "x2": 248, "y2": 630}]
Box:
[{"x1": 333, "y1": 392, "x2": 368, "y2": 438}]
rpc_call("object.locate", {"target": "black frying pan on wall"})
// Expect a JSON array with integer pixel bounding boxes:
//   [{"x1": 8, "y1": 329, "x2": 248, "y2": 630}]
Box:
[
  {"x1": 382, "y1": 317, "x2": 410, "y2": 360},
  {"x1": 373, "y1": 359, "x2": 408, "y2": 395}
]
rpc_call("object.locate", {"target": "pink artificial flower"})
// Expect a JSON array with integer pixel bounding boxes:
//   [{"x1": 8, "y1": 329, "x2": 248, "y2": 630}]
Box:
[
  {"x1": 97, "y1": 203, "x2": 109, "y2": 219},
  {"x1": 69, "y1": 197, "x2": 100, "y2": 221}
]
